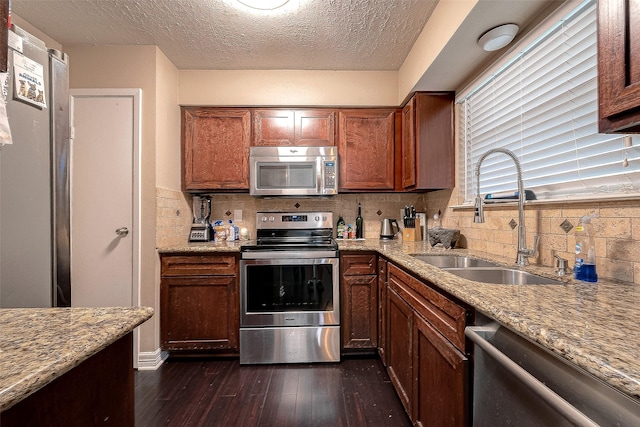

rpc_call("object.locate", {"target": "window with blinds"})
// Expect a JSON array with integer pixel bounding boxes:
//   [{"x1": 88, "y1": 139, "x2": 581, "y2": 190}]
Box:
[{"x1": 458, "y1": 0, "x2": 640, "y2": 204}]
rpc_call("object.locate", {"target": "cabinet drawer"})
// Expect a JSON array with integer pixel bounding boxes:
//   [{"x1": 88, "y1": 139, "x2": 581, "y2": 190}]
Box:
[
  {"x1": 341, "y1": 253, "x2": 377, "y2": 275},
  {"x1": 161, "y1": 254, "x2": 236, "y2": 276},
  {"x1": 388, "y1": 264, "x2": 466, "y2": 350}
]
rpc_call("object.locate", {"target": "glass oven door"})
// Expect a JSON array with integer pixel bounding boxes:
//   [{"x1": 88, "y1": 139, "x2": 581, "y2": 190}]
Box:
[{"x1": 240, "y1": 257, "x2": 339, "y2": 327}]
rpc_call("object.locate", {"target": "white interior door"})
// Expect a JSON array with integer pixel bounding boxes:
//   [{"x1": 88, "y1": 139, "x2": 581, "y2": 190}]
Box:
[{"x1": 69, "y1": 89, "x2": 141, "y2": 362}]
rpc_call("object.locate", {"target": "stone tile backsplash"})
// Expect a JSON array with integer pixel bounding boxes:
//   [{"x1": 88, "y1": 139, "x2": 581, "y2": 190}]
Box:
[
  {"x1": 156, "y1": 186, "x2": 639, "y2": 283},
  {"x1": 205, "y1": 193, "x2": 426, "y2": 240},
  {"x1": 156, "y1": 188, "x2": 425, "y2": 243},
  {"x1": 426, "y1": 188, "x2": 640, "y2": 285}
]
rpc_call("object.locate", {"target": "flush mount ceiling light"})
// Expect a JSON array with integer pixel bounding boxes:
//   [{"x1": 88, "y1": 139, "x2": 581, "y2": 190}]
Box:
[
  {"x1": 477, "y1": 24, "x2": 519, "y2": 51},
  {"x1": 237, "y1": 0, "x2": 290, "y2": 10}
]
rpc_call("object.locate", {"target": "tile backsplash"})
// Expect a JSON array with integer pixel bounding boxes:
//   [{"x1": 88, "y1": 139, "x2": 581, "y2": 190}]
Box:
[
  {"x1": 206, "y1": 193, "x2": 426, "y2": 240},
  {"x1": 156, "y1": 188, "x2": 192, "y2": 248},
  {"x1": 156, "y1": 186, "x2": 639, "y2": 283},
  {"x1": 156, "y1": 188, "x2": 425, "y2": 243},
  {"x1": 426, "y1": 188, "x2": 640, "y2": 285}
]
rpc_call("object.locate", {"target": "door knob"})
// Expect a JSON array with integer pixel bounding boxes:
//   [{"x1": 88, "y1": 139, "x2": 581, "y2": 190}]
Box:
[{"x1": 115, "y1": 227, "x2": 129, "y2": 237}]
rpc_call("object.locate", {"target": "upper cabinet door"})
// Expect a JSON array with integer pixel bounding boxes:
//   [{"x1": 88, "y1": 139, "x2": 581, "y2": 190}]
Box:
[
  {"x1": 598, "y1": 0, "x2": 640, "y2": 133},
  {"x1": 252, "y1": 109, "x2": 336, "y2": 146},
  {"x1": 182, "y1": 107, "x2": 251, "y2": 192},
  {"x1": 402, "y1": 92, "x2": 455, "y2": 191},
  {"x1": 295, "y1": 109, "x2": 336, "y2": 146},
  {"x1": 338, "y1": 109, "x2": 396, "y2": 191},
  {"x1": 252, "y1": 109, "x2": 295, "y2": 146}
]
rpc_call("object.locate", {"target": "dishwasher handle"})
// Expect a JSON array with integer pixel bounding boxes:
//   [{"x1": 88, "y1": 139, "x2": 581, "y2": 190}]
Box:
[{"x1": 465, "y1": 326, "x2": 600, "y2": 427}]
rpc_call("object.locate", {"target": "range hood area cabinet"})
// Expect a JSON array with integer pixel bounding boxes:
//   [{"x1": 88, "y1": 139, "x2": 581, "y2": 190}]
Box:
[
  {"x1": 598, "y1": 0, "x2": 640, "y2": 133},
  {"x1": 182, "y1": 107, "x2": 251, "y2": 192},
  {"x1": 402, "y1": 92, "x2": 455, "y2": 190},
  {"x1": 252, "y1": 109, "x2": 337, "y2": 146}
]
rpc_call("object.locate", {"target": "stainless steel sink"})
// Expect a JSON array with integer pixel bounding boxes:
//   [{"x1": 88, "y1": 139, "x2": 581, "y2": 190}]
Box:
[
  {"x1": 411, "y1": 255, "x2": 501, "y2": 268},
  {"x1": 445, "y1": 268, "x2": 563, "y2": 285}
]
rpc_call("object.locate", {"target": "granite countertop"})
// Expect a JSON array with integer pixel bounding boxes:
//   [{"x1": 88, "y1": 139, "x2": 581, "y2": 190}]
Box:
[
  {"x1": 158, "y1": 239, "x2": 640, "y2": 402},
  {"x1": 0, "y1": 306, "x2": 154, "y2": 411}
]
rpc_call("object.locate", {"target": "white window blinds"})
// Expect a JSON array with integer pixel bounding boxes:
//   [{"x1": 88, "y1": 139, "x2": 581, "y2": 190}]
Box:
[{"x1": 458, "y1": 0, "x2": 640, "y2": 203}]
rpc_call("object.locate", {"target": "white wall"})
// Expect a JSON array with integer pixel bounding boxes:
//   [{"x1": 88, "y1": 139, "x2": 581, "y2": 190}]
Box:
[
  {"x1": 179, "y1": 70, "x2": 398, "y2": 107},
  {"x1": 156, "y1": 50, "x2": 181, "y2": 190}
]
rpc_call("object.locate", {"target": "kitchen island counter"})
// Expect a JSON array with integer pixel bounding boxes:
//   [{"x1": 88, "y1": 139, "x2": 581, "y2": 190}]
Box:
[
  {"x1": 0, "y1": 306, "x2": 153, "y2": 412},
  {"x1": 158, "y1": 239, "x2": 640, "y2": 401}
]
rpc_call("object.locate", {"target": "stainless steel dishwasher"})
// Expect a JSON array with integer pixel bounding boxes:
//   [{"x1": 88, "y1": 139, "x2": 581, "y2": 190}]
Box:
[{"x1": 466, "y1": 316, "x2": 640, "y2": 426}]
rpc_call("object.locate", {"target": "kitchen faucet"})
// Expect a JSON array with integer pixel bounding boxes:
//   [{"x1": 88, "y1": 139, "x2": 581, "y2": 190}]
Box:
[{"x1": 474, "y1": 148, "x2": 539, "y2": 266}]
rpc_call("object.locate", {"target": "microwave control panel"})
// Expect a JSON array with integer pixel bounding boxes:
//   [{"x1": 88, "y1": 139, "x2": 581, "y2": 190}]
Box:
[{"x1": 324, "y1": 161, "x2": 337, "y2": 192}]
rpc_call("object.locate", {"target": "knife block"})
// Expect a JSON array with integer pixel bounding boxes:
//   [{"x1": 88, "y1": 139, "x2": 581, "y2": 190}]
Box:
[{"x1": 402, "y1": 217, "x2": 422, "y2": 241}]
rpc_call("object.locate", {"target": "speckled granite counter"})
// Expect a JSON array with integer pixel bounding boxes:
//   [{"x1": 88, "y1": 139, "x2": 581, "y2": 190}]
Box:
[
  {"x1": 158, "y1": 239, "x2": 640, "y2": 401},
  {"x1": 0, "y1": 306, "x2": 153, "y2": 411}
]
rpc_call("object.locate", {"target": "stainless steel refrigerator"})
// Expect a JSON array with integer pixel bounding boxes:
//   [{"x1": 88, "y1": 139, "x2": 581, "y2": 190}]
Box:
[{"x1": 0, "y1": 25, "x2": 70, "y2": 307}]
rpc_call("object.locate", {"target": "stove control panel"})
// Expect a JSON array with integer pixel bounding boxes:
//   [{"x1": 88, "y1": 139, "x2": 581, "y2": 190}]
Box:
[{"x1": 256, "y1": 212, "x2": 333, "y2": 229}]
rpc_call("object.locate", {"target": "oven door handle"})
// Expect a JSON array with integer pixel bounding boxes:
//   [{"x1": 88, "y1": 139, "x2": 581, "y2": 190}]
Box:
[
  {"x1": 465, "y1": 326, "x2": 599, "y2": 427},
  {"x1": 241, "y1": 251, "x2": 338, "y2": 260}
]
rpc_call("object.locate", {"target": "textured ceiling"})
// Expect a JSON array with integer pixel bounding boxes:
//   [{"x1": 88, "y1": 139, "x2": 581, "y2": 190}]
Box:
[{"x1": 11, "y1": 0, "x2": 439, "y2": 70}]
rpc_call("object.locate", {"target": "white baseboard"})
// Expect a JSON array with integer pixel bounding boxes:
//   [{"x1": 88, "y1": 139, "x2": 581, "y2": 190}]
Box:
[{"x1": 137, "y1": 348, "x2": 168, "y2": 370}]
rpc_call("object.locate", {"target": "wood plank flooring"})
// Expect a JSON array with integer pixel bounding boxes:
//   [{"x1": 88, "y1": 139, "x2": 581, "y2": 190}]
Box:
[{"x1": 135, "y1": 356, "x2": 412, "y2": 427}]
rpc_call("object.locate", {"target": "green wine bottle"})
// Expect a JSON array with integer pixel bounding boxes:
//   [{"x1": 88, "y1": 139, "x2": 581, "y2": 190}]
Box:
[{"x1": 355, "y1": 203, "x2": 363, "y2": 239}]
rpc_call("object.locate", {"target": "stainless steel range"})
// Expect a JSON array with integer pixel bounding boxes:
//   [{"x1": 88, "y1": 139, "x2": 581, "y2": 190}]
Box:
[{"x1": 239, "y1": 212, "x2": 339, "y2": 364}]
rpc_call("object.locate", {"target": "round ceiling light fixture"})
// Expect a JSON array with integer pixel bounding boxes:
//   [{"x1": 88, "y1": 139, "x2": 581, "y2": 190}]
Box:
[
  {"x1": 477, "y1": 24, "x2": 519, "y2": 51},
  {"x1": 237, "y1": 0, "x2": 290, "y2": 10}
]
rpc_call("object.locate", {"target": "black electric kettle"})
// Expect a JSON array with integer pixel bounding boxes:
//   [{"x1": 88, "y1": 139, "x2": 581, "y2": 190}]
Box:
[{"x1": 380, "y1": 218, "x2": 400, "y2": 240}]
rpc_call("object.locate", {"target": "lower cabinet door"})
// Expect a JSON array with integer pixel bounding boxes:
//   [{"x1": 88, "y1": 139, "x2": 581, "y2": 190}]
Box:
[
  {"x1": 386, "y1": 286, "x2": 414, "y2": 415},
  {"x1": 341, "y1": 274, "x2": 378, "y2": 350},
  {"x1": 161, "y1": 275, "x2": 239, "y2": 352},
  {"x1": 413, "y1": 313, "x2": 468, "y2": 427}
]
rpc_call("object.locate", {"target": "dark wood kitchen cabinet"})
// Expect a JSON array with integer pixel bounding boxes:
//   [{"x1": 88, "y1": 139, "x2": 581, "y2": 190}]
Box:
[
  {"x1": 402, "y1": 92, "x2": 455, "y2": 190},
  {"x1": 386, "y1": 263, "x2": 470, "y2": 426},
  {"x1": 181, "y1": 107, "x2": 251, "y2": 192},
  {"x1": 252, "y1": 109, "x2": 337, "y2": 146},
  {"x1": 340, "y1": 253, "x2": 378, "y2": 353},
  {"x1": 160, "y1": 253, "x2": 239, "y2": 354},
  {"x1": 413, "y1": 312, "x2": 468, "y2": 426},
  {"x1": 377, "y1": 257, "x2": 388, "y2": 365},
  {"x1": 338, "y1": 109, "x2": 398, "y2": 191},
  {"x1": 1, "y1": 334, "x2": 134, "y2": 427},
  {"x1": 598, "y1": 0, "x2": 640, "y2": 133},
  {"x1": 387, "y1": 284, "x2": 414, "y2": 415}
]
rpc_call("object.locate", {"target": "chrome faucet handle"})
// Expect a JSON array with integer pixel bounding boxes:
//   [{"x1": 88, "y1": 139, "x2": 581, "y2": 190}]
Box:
[
  {"x1": 518, "y1": 234, "x2": 540, "y2": 258},
  {"x1": 530, "y1": 234, "x2": 540, "y2": 257}
]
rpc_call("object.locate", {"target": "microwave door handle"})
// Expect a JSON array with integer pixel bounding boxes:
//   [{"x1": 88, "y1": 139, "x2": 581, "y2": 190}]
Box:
[{"x1": 318, "y1": 158, "x2": 323, "y2": 193}]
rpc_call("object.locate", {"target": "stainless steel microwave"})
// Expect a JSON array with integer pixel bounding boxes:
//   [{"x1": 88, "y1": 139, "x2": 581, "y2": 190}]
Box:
[{"x1": 249, "y1": 146, "x2": 338, "y2": 196}]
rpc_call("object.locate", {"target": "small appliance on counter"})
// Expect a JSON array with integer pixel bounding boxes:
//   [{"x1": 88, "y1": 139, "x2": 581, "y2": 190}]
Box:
[
  {"x1": 189, "y1": 195, "x2": 213, "y2": 241},
  {"x1": 380, "y1": 218, "x2": 400, "y2": 240}
]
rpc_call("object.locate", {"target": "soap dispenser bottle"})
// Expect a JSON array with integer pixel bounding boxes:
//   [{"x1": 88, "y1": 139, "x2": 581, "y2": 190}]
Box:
[{"x1": 574, "y1": 214, "x2": 598, "y2": 282}]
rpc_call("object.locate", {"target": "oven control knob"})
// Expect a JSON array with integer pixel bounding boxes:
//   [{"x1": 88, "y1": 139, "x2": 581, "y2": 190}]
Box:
[
  {"x1": 269, "y1": 216, "x2": 275, "y2": 222},
  {"x1": 261, "y1": 216, "x2": 268, "y2": 222},
  {"x1": 315, "y1": 215, "x2": 320, "y2": 222}
]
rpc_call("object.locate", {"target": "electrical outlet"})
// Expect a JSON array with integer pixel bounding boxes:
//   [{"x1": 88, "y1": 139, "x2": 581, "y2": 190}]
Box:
[{"x1": 234, "y1": 209, "x2": 243, "y2": 223}]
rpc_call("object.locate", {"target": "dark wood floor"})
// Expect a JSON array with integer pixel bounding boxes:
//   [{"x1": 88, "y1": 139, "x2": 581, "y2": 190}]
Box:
[{"x1": 135, "y1": 356, "x2": 412, "y2": 427}]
